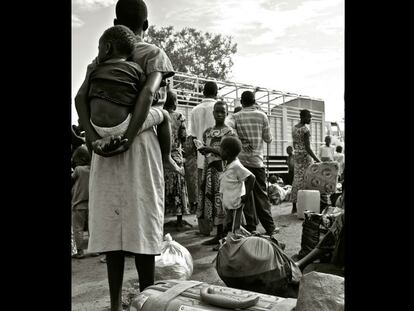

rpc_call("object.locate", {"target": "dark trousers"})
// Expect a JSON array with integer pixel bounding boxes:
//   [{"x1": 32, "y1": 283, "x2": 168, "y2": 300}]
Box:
[
  {"x1": 243, "y1": 166, "x2": 276, "y2": 234},
  {"x1": 286, "y1": 170, "x2": 294, "y2": 185},
  {"x1": 72, "y1": 209, "x2": 88, "y2": 250}
]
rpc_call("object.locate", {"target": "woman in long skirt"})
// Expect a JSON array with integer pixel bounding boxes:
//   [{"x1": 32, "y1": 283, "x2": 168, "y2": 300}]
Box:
[
  {"x1": 163, "y1": 91, "x2": 190, "y2": 229},
  {"x1": 290, "y1": 109, "x2": 320, "y2": 213}
]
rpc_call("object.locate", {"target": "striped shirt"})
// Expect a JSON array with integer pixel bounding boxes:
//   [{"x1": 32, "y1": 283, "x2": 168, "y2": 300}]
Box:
[{"x1": 229, "y1": 107, "x2": 273, "y2": 168}]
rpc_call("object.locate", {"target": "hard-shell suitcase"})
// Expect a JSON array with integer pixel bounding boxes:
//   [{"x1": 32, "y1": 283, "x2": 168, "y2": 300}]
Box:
[{"x1": 129, "y1": 280, "x2": 297, "y2": 311}]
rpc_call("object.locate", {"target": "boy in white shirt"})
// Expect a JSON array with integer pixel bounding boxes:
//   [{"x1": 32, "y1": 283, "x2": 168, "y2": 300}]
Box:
[
  {"x1": 219, "y1": 136, "x2": 256, "y2": 232},
  {"x1": 319, "y1": 135, "x2": 335, "y2": 162}
]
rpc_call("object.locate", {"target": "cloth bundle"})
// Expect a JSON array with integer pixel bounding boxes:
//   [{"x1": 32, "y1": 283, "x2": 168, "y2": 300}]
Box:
[
  {"x1": 216, "y1": 230, "x2": 301, "y2": 298},
  {"x1": 304, "y1": 162, "x2": 339, "y2": 194}
]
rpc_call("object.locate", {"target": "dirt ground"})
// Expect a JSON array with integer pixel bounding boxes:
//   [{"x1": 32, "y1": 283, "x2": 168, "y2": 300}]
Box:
[{"x1": 71, "y1": 201, "x2": 303, "y2": 310}]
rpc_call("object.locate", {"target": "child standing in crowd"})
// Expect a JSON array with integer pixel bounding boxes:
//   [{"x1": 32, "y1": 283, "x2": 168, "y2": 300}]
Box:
[
  {"x1": 220, "y1": 136, "x2": 256, "y2": 232},
  {"x1": 71, "y1": 145, "x2": 91, "y2": 259},
  {"x1": 197, "y1": 101, "x2": 237, "y2": 247},
  {"x1": 334, "y1": 145, "x2": 345, "y2": 182},
  {"x1": 319, "y1": 136, "x2": 335, "y2": 162},
  {"x1": 286, "y1": 146, "x2": 294, "y2": 185},
  {"x1": 80, "y1": 25, "x2": 181, "y2": 174}
]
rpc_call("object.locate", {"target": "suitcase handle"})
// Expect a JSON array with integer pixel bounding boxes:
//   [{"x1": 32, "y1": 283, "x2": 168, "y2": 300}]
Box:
[{"x1": 200, "y1": 286, "x2": 259, "y2": 309}]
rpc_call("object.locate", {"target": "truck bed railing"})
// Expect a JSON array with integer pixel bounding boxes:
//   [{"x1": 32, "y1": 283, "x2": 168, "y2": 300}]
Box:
[
  {"x1": 170, "y1": 71, "x2": 326, "y2": 167},
  {"x1": 264, "y1": 155, "x2": 289, "y2": 175}
]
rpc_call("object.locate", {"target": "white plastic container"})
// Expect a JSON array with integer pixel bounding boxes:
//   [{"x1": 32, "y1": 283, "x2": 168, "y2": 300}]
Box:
[{"x1": 297, "y1": 190, "x2": 320, "y2": 219}]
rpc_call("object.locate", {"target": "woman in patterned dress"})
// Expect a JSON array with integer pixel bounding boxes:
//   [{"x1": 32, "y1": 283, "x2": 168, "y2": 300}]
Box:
[
  {"x1": 163, "y1": 90, "x2": 190, "y2": 228},
  {"x1": 291, "y1": 109, "x2": 320, "y2": 213},
  {"x1": 197, "y1": 101, "x2": 237, "y2": 246}
]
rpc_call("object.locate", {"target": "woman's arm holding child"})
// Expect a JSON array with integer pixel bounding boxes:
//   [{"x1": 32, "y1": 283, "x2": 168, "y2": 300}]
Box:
[
  {"x1": 97, "y1": 72, "x2": 163, "y2": 157},
  {"x1": 123, "y1": 72, "x2": 163, "y2": 144}
]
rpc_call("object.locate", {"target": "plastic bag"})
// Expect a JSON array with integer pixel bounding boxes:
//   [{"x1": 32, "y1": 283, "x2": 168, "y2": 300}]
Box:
[{"x1": 154, "y1": 234, "x2": 193, "y2": 281}]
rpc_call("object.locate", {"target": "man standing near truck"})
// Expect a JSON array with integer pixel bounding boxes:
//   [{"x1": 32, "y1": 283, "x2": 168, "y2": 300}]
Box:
[
  {"x1": 228, "y1": 91, "x2": 279, "y2": 236},
  {"x1": 188, "y1": 81, "x2": 218, "y2": 185},
  {"x1": 188, "y1": 81, "x2": 218, "y2": 234}
]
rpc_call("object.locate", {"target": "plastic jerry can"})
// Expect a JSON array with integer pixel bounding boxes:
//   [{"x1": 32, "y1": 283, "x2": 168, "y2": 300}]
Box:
[{"x1": 297, "y1": 190, "x2": 320, "y2": 219}]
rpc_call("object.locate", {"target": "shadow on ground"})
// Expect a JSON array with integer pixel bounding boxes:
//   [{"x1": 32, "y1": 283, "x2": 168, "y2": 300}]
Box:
[{"x1": 72, "y1": 201, "x2": 303, "y2": 310}]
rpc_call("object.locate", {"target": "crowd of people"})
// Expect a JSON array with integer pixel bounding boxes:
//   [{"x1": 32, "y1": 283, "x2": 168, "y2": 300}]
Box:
[{"x1": 71, "y1": 1, "x2": 344, "y2": 310}]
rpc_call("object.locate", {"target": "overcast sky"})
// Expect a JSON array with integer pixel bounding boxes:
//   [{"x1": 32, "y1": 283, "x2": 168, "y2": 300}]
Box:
[{"x1": 72, "y1": 0, "x2": 344, "y2": 123}]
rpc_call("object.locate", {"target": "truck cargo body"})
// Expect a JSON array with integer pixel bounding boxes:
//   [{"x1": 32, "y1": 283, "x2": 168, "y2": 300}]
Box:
[{"x1": 169, "y1": 72, "x2": 325, "y2": 176}]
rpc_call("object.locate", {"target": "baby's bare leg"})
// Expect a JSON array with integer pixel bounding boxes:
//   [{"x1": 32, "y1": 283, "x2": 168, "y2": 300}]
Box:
[{"x1": 135, "y1": 107, "x2": 183, "y2": 175}]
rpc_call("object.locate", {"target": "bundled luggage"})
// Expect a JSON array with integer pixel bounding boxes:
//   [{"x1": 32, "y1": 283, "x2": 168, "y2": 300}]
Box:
[
  {"x1": 296, "y1": 206, "x2": 344, "y2": 260},
  {"x1": 296, "y1": 162, "x2": 343, "y2": 261},
  {"x1": 215, "y1": 228, "x2": 302, "y2": 298},
  {"x1": 304, "y1": 162, "x2": 339, "y2": 194},
  {"x1": 297, "y1": 211, "x2": 323, "y2": 259},
  {"x1": 128, "y1": 280, "x2": 297, "y2": 311}
]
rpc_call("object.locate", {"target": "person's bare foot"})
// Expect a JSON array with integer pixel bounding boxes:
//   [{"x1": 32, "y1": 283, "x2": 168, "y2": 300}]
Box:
[{"x1": 163, "y1": 155, "x2": 185, "y2": 176}]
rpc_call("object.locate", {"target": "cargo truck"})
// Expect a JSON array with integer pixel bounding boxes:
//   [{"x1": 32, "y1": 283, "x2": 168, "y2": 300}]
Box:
[
  {"x1": 325, "y1": 121, "x2": 344, "y2": 149},
  {"x1": 168, "y1": 72, "x2": 326, "y2": 178}
]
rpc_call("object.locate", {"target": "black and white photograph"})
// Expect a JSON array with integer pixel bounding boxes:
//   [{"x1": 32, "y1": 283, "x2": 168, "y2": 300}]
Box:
[{"x1": 71, "y1": 0, "x2": 345, "y2": 310}]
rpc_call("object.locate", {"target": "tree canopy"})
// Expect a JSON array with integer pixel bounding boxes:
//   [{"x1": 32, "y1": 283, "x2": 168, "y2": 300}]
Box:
[{"x1": 145, "y1": 26, "x2": 237, "y2": 81}]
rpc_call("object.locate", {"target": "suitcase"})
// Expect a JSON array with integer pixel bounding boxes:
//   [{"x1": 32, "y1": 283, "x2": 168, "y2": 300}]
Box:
[
  {"x1": 129, "y1": 280, "x2": 297, "y2": 311},
  {"x1": 297, "y1": 190, "x2": 320, "y2": 219}
]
